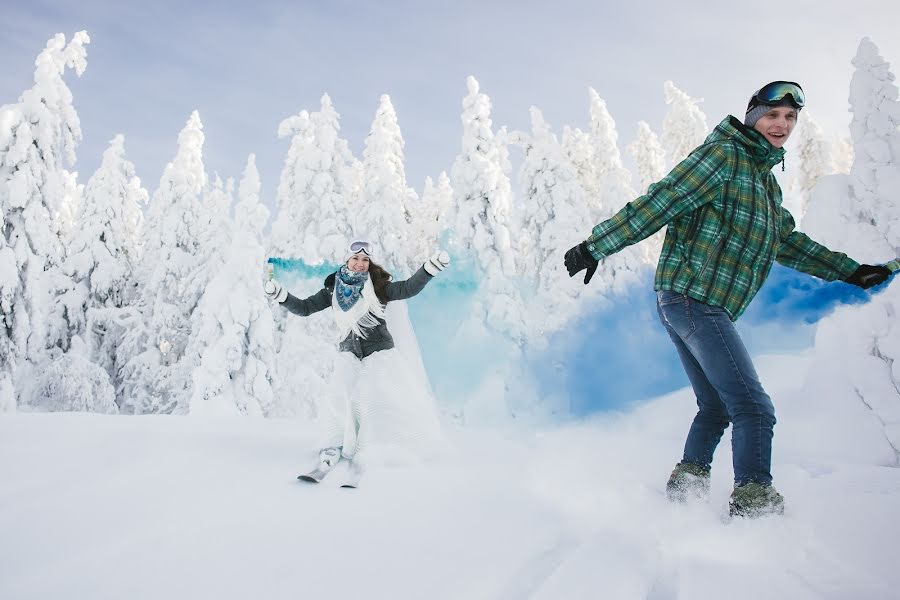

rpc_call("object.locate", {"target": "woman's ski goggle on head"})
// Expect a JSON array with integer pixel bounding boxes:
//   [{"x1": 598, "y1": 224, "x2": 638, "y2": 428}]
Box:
[
  {"x1": 753, "y1": 81, "x2": 805, "y2": 109},
  {"x1": 348, "y1": 240, "x2": 373, "y2": 257}
]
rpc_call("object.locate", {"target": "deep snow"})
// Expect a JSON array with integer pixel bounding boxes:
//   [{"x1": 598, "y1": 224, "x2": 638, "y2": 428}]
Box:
[{"x1": 2, "y1": 353, "x2": 898, "y2": 600}]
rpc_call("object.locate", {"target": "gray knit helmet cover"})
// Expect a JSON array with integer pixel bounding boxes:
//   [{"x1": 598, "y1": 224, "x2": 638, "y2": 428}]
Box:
[{"x1": 744, "y1": 96, "x2": 801, "y2": 128}]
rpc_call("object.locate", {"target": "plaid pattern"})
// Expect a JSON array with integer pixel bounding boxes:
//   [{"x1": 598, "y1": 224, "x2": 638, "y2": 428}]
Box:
[{"x1": 586, "y1": 116, "x2": 859, "y2": 321}]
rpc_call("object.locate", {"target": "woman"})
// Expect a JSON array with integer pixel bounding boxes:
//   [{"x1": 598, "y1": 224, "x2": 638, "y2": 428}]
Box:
[{"x1": 265, "y1": 240, "x2": 450, "y2": 486}]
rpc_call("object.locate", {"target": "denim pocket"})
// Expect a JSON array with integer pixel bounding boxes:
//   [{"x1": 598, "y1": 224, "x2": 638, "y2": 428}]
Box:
[
  {"x1": 657, "y1": 290, "x2": 685, "y2": 306},
  {"x1": 657, "y1": 292, "x2": 695, "y2": 339}
]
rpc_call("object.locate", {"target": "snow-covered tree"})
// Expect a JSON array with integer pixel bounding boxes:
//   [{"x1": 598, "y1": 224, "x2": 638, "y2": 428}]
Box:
[
  {"x1": 29, "y1": 336, "x2": 118, "y2": 414},
  {"x1": 789, "y1": 110, "x2": 831, "y2": 219},
  {"x1": 267, "y1": 102, "x2": 348, "y2": 420},
  {"x1": 516, "y1": 107, "x2": 592, "y2": 336},
  {"x1": 806, "y1": 38, "x2": 900, "y2": 261},
  {"x1": 561, "y1": 125, "x2": 597, "y2": 205},
  {"x1": 410, "y1": 172, "x2": 453, "y2": 260},
  {"x1": 588, "y1": 88, "x2": 635, "y2": 222},
  {"x1": 661, "y1": 80, "x2": 708, "y2": 167},
  {"x1": 846, "y1": 38, "x2": 900, "y2": 255},
  {"x1": 118, "y1": 111, "x2": 210, "y2": 414},
  {"x1": 203, "y1": 175, "x2": 233, "y2": 223},
  {"x1": 801, "y1": 38, "x2": 900, "y2": 461},
  {"x1": 55, "y1": 172, "x2": 82, "y2": 248},
  {"x1": 356, "y1": 94, "x2": 418, "y2": 273},
  {"x1": 314, "y1": 95, "x2": 360, "y2": 260},
  {"x1": 628, "y1": 121, "x2": 666, "y2": 195},
  {"x1": 831, "y1": 135, "x2": 855, "y2": 175},
  {"x1": 626, "y1": 121, "x2": 668, "y2": 261},
  {"x1": 587, "y1": 89, "x2": 653, "y2": 291},
  {"x1": 270, "y1": 109, "x2": 313, "y2": 260},
  {"x1": 0, "y1": 31, "x2": 90, "y2": 412},
  {"x1": 185, "y1": 155, "x2": 277, "y2": 416},
  {"x1": 59, "y1": 134, "x2": 146, "y2": 382},
  {"x1": 269, "y1": 95, "x2": 357, "y2": 265},
  {"x1": 198, "y1": 174, "x2": 234, "y2": 272},
  {"x1": 450, "y1": 76, "x2": 524, "y2": 342}
]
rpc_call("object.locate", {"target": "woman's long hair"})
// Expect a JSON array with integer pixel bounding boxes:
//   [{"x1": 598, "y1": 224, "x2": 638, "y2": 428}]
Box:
[{"x1": 368, "y1": 261, "x2": 392, "y2": 304}]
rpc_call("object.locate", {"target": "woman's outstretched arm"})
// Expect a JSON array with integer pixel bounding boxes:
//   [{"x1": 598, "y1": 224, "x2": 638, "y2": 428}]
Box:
[
  {"x1": 385, "y1": 251, "x2": 450, "y2": 302},
  {"x1": 265, "y1": 278, "x2": 332, "y2": 316}
]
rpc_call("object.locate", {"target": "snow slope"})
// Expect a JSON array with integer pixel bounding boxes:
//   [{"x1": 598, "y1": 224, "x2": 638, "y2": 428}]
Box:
[{"x1": 2, "y1": 352, "x2": 898, "y2": 600}]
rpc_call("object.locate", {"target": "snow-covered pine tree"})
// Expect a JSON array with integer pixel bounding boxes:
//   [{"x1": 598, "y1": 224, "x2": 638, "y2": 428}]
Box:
[
  {"x1": 627, "y1": 120, "x2": 668, "y2": 262},
  {"x1": 587, "y1": 88, "x2": 652, "y2": 293},
  {"x1": 44, "y1": 172, "x2": 84, "y2": 357},
  {"x1": 311, "y1": 94, "x2": 359, "y2": 263},
  {"x1": 413, "y1": 172, "x2": 453, "y2": 260},
  {"x1": 117, "y1": 111, "x2": 210, "y2": 414},
  {"x1": 450, "y1": 76, "x2": 525, "y2": 342},
  {"x1": 800, "y1": 38, "x2": 900, "y2": 463},
  {"x1": 846, "y1": 39, "x2": 900, "y2": 255},
  {"x1": 31, "y1": 336, "x2": 118, "y2": 414},
  {"x1": 59, "y1": 134, "x2": 146, "y2": 383},
  {"x1": 266, "y1": 96, "x2": 357, "y2": 419},
  {"x1": 628, "y1": 121, "x2": 666, "y2": 195},
  {"x1": 198, "y1": 175, "x2": 234, "y2": 272},
  {"x1": 561, "y1": 125, "x2": 597, "y2": 210},
  {"x1": 788, "y1": 110, "x2": 831, "y2": 219},
  {"x1": 661, "y1": 80, "x2": 708, "y2": 167},
  {"x1": 185, "y1": 155, "x2": 277, "y2": 416},
  {"x1": 270, "y1": 109, "x2": 314, "y2": 261},
  {"x1": 356, "y1": 94, "x2": 418, "y2": 274},
  {"x1": 804, "y1": 38, "x2": 900, "y2": 260},
  {"x1": 269, "y1": 95, "x2": 357, "y2": 265},
  {"x1": 588, "y1": 88, "x2": 634, "y2": 222},
  {"x1": 831, "y1": 135, "x2": 855, "y2": 175},
  {"x1": 516, "y1": 107, "x2": 592, "y2": 337},
  {"x1": 0, "y1": 31, "x2": 90, "y2": 412},
  {"x1": 54, "y1": 174, "x2": 82, "y2": 247},
  {"x1": 149, "y1": 169, "x2": 237, "y2": 414},
  {"x1": 266, "y1": 95, "x2": 406, "y2": 418}
]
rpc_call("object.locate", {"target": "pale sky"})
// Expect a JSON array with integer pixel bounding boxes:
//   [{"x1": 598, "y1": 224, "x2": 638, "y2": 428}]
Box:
[{"x1": 4, "y1": 0, "x2": 900, "y2": 207}]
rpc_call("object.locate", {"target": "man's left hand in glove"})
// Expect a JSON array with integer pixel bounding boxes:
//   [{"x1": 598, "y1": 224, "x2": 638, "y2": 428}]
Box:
[{"x1": 844, "y1": 264, "x2": 892, "y2": 289}]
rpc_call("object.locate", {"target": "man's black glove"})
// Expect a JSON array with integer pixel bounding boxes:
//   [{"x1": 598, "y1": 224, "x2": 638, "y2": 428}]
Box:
[
  {"x1": 844, "y1": 264, "x2": 891, "y2": 289},
  {"x1": 564, "y1": 241, "x2": 599, "y2": 284}
]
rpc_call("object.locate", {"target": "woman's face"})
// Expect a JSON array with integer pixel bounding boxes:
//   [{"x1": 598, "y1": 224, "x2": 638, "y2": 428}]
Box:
[{"x1": 347, "y1": 253, "x2": 370, "y2": 272}]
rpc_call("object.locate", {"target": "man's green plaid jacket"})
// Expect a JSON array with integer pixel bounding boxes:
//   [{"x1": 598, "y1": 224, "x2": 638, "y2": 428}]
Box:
[{"x1": 586, "y1": 115, "x2": 859, "y2": 320}]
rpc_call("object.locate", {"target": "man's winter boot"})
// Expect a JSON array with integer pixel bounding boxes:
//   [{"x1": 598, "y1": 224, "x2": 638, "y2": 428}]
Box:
[
  {"x1": 666, "y1": 461, "x2": 711, "y2": 503},
  {"x1": 728, "y1": 482, "x2": 785, "y2": 518}
]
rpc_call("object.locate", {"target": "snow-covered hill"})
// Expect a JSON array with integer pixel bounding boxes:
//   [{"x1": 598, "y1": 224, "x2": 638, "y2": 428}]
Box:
[{"x1": 2, "y1": 352, "x2": 897, "y2": 600}]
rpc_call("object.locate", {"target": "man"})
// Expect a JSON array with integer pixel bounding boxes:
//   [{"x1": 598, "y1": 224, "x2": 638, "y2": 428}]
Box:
[{"x1": 564, "y1": 81, "x2": 891, "y2": 517}]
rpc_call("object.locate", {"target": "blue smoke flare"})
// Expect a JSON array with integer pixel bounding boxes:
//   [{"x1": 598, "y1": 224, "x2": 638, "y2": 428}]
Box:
[{"x1": 268, "y1": 257, "x2": 893, "y2": 417}]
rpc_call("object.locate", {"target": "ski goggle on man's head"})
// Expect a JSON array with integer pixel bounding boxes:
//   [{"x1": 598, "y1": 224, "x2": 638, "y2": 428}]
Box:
[
  {"x1": 751, "y1": 81, "x2": 805, "y2": 109},
  {"x1": 348, "y1": 240, "x2": 373, "y2": 257}
]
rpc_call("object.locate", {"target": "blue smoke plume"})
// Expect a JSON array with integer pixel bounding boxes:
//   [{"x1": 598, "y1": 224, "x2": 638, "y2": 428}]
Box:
[{"x1": 269, "y1": 258, "x2": 893, "y2": 417}]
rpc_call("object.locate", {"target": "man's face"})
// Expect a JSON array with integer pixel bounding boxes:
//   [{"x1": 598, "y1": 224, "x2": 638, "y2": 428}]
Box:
[{"x1": 753, "y1": 106, "x2": 798, "y2": 148}]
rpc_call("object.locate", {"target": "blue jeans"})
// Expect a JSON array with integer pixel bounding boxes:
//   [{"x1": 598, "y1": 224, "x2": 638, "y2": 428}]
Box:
[{"x1": 656, "y1": 291, "x2": 776, "y2": 486}]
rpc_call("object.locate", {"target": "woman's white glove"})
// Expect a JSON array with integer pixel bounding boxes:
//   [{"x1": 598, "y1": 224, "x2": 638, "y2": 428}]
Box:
[
  {"x1": 424, "y1": 250, "x2": 451, "y2": 276},
  {"x1": 264, "y1": 279, "x2": 288, "y2": 303}
]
